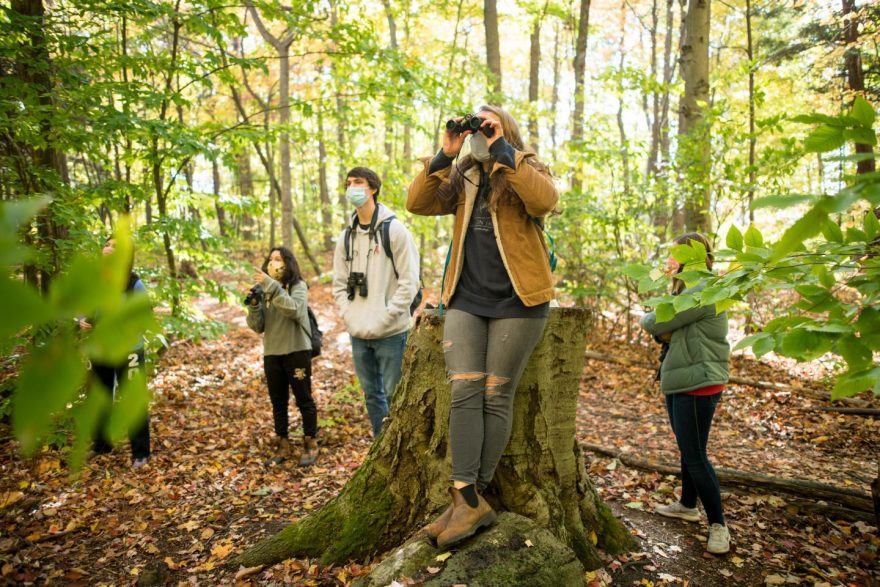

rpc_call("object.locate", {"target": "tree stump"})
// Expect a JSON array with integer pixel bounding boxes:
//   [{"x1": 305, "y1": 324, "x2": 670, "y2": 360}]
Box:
[{"x1": 234, "y1": 308, "x2": 633, "y2": 570}]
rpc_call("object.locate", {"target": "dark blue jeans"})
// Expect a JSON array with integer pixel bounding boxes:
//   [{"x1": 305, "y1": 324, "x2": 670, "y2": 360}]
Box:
[
  {"x1": 665, "y1": 392, "x2": 725, "y2": 525},
  {"x1": 351, "y1": 331, "x2": 408, "y2": 437},
  {"x1": 92, "y1": 350, "x2": 151, "y2": 460}
]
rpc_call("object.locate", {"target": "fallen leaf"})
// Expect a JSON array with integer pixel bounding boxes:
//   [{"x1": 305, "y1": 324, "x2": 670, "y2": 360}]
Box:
[
  {"x1": 0, "y1": 492, "x2": 23, "y2": 510},
  {"x1": 235, "y1": 565, "x2": 264, "y2": 580},
  {"x1": 426, "y1": 566, "x2": 440, "y2": 574},
  {"x1": 435, "y1": 552, "x2": 452, "y2": 562},
  {"x1": 525, "y1": 539, "x2": 533, "y2": 547}
]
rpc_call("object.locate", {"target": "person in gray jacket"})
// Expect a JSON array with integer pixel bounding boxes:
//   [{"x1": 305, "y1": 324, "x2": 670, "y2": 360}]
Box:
[
  {"x1": 246, "y1": 246, "x2": 318, "y2": 466},
  {"x1": 332, "y1": 167, "x2": 420, "y2": 438}
]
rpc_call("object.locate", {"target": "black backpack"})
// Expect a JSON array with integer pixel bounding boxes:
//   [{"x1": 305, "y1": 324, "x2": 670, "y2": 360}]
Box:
[
  {"x1": 303, "y1": 306, "x2": 323, "y2": 358},
  {"x1": 344, "y1": 214, "x2": 423, "y2": 315}
]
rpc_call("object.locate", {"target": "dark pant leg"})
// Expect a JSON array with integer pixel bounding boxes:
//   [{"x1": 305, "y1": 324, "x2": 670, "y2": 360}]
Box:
[
  {"x1": 282, "y1": 351, "x2": 317, "y2": 438},
  {"x1": 91, "y1": 363, "x2": 116, "y2": 454},
  {"x1": 263, "y1": 355, "x2": 290, "y2": 438},
  {"x1": 667, "y1": 393, "x2": 725, "y2": 524},
  {"x1": 665, "y1": 394, "x2": 697, "y2": 508},
  {"x1": 121, "y1": 350, "x2": 150, "y2": 459}
]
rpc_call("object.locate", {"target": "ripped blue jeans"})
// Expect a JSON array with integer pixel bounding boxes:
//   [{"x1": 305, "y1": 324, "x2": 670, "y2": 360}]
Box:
[{"x1": 443, "y1": 309, "x2": 547, "y2": 488}]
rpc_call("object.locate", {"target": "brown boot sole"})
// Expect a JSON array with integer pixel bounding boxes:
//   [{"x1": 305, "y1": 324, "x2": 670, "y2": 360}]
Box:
[{"x1": 437, "y1": 510, "x2": 497, "y2": 550}]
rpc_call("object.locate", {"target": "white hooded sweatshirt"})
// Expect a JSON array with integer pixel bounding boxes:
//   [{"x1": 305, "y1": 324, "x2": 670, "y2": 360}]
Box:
[{"x1": 332, "y1": 203, "x2": 420, "y2": 340}]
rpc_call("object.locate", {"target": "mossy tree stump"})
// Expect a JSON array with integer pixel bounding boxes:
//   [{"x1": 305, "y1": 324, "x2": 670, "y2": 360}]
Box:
[{"x1": 234, "y1": 308, "x2": 633, "y2": 570}]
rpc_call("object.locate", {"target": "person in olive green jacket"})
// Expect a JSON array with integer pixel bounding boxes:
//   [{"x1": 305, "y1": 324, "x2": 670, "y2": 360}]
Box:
[
  {"x1": 639, "y1": 233, "x2": 732, "y2": 555},
  {"x1": 246, "y1": 246, "x2": 318, "y2": 467},
  {"x1": 407, "y1": 105, "x2": 558, "y2": 551}
]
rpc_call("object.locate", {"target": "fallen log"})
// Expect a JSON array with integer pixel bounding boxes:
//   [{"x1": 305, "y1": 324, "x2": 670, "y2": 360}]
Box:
[
  {"x1": 580, "y1": 442, "x2": 874, "y2": 514},
  {"x1": 806, "y1": 406, "x2": 880, "y2": 417}
]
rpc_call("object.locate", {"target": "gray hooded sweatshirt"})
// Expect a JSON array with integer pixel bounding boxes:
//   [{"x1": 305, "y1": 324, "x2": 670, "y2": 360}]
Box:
[
  {"x1": 332, "y1": 203, "x2": 420, "y2": 340},
  {"x1": 246, "y1": 277, "x2": 311, "y2": 356}
]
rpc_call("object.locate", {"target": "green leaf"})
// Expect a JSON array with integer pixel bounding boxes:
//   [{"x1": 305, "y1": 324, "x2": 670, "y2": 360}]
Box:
[
  {"x1": 831, "y1": 368, "x2": 880, "y2": 400},
  {"x1": 733, "y1": 333, "x2": 770, "y2": 352},
  {"x1": 821, "y1": 219, "x2": 844, "y2": 243},
  {"x1": 850, "y1": 96, "x2": 876, "y2": 128},
  {"x1": 804, "y1": 125, "x2": 845, "y2": 153},
  {"x1": 725, "y1": 226, "x2": 743, "y2": 251},
  {"x1": 68, "y1": 385, "x2": 109, "y2": 472},
  {"x1": 843, "y1": 127, "x2": 878, "y2": 146},
  {"x1": 753, "y1": 334, "x2": 777, "y2": 357},
  {"x1": 676, "y1": 270, "x2": 711, "y2": 287},
  {"x1": 743, "y1": 224, "x2": 764, "y2": 248},
  {"x1": 12, "y1": 334, "x2": 88, "y2": 454},
  {"x1": 714, "y1": 298, "x2": 737, "y2": 314},
  {"x1": 655, "y1": 303, "x2": 675, "y2": 323},
  {"x1": 105, "y1": 369, "x2": 151, "y2": 444},
  {"x1": 82, "y1": 295, "x2": 156, "y2": 364},
  {"x1": 0, "y1": 196, "x2": 51, "y2": 235},
  {"x1": 838, "y1": 335, "x2": 873, "y2": 371},
  {"x1": 0, "y1": 276, "x2": 54, "y2": 339},
  {"x1": 673, "y1": 294, "x2": 697, "y2": 313},
  {"x1": 621, "y1": 264, "x2": 650, "y2": 280},
  {"x1": 701, "y1": 286, "x2": 734, "y2": 305},
  {"x1": 770, "y1": 207, "x2": 827, "y2": 262},
  {"x1": 865, "y1": 209, "x2": 880, "y2": 241},
  {"x1": 779, "y1": 329, "x2": 831, "y2": 360}
]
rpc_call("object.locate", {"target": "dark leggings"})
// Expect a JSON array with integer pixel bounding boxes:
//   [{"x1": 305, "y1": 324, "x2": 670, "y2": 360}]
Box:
[
  {"x1": 92, "y1": 350, "x2": 151, "y2": 460},
  {"x1": 264, "y1": 351, "x2": 317, "y2": 438},
  {"x1": 665, "y1": 392, "x2": 725, "y2": 525}
]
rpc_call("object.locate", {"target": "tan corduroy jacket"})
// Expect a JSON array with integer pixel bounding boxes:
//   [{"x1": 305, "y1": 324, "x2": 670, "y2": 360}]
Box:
[{"x1": 406, "y1": 149, "x2": 559, "y2": 307}]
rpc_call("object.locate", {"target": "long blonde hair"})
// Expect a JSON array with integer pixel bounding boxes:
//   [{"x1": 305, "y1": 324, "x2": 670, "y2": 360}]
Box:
[
  {"x1": 671, "y1": 232, "x2": 713, "y2": 294},
  {"x1": 440, "y1": 105, "x2": 551, "y2": 211}
]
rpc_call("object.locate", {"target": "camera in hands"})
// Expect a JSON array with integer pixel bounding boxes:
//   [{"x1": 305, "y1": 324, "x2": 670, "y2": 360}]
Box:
[
  {"x1": 446, "y1": 113, "x2": 495, "y2": 137},
  {"x1": 346, "y1": 272, "x2": 368, "y2": 300},
  {"x1": 244, "y1": 284, "x2": 263, "y2": 306}
]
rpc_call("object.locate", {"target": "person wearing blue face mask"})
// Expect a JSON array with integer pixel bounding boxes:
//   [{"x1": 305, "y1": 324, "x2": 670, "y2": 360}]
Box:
[{"x1": 332, "y1": 167, "x2": 421, "y2": 439}]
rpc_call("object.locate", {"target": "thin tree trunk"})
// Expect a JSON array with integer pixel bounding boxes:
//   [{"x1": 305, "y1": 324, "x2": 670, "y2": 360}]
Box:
[
  {"x1": 678, "y1": 0, "x2": 711, "y2": 233},
  {"x1": 317, "y1": 104, "x2": 333, "y2": 250},
  {"x1": 382, "y1": 0, "x2": 397, "y2": 162},
  {"x1": 646, "y1": 0, "x2": 661, "y2": 178},
  {"x1": 432, "y1": 0, "x2": 466, "y2": 152},
  {"x1": 484, "y1": 0, "x2": 502, "y2": 100},
  {"x1": 571, "y1": 0, "x2": 592, "y2": 193},
  {"x1": 616, "y1": 6, "x2": 630, "y2": 200},
  {"x1": 746, "y1": 0, "x2": 756, "y2": 223},
  {"x1": 234, "y1": 310, "x2": 633, "y2": 570},
  {"x1": 551, "y1": 21, "x2": 561, "y2": 151},
  {"x1": 842, "y1": 0, "x2": 876, "y2": 177},
  {"x1": 528, "y1": 15, "x2": 541, "y2": 147},
  {"x1": 213, "y1": 158, "x2": 227, "y2": 237},
  {"x1": 330, "y1": 1, "x2": 348, "y2": 206}
]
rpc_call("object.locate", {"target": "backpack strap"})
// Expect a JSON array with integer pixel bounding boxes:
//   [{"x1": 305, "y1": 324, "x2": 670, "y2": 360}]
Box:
[{"x1": 379, "y1": 215, "x2": 399, "y2": 279}]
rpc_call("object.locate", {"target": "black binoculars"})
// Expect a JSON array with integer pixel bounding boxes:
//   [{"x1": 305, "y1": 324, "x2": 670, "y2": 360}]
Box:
[
  {"x1": 244, "y1": 284, "x2": 263, "y2": 306},
  {"x1": 346, "y1": 272, "x2": 368, "y2": 300},
  {"x1": 446, "y1": 113, "x2": 495, "y2": 137}
]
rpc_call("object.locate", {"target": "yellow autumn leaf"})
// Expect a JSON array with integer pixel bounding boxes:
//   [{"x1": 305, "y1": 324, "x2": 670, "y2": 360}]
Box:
[
  {"x1": 435, "y1": 552, "x2": 452, "y2": 562},
  {"x1": 211, "y1": 543, "x2": 232, "y2": 560},
  {"x1": 200, "y1": 527, "x2": 214, "y2": 540}
]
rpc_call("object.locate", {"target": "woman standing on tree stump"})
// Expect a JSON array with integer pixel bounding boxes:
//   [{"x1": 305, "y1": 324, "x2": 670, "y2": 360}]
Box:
[
  {"x1": 639, "y1": 233, "x2": 732, "y2": 555},
  {"x1": 406, "y1": 105, "x2": 558, "y2": 550},
  {"x1": 245, "y1": 246, "x2": 319, "y2": 467}
]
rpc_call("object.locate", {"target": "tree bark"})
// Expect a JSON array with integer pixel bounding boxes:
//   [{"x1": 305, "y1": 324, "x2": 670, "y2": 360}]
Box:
[
  {"x1": 234, "y1": 309, "x2": 633, "y2": 570},
  {"x1": 745, "y1": 0, "x2": 757, "y2": 224},
  {"x1": 550, "y1": 21, "x2": 561, "y2": 151},
  {"x1": 213, "y1": 158, "x2": 227, "y2": 237},
  {"x1": 317, "y1": 104, "x2": 333, "y2": 250},
  {"x1": 842, "y1": 0, "x2": 876, "y2": 177},
  {"x1": 484, "y1": 0, "x2": 502, "y2": 100},
  {"x1": 678, "y1": 0, "x2": 711, "y2": 233},
  {"x1": 528, "y1": 16, "x2": 541, "y2": 147},
  {"x1": 571, "y1": 0, "x2": 591, "y2": 193}
]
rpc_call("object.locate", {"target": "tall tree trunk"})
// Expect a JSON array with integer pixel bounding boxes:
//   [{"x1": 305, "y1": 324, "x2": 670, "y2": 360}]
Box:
[
  {"x1": 842, "y1": 0, "x2": 876, "y2": 177},
  {"x1": 213, "y1": 158, "x2": 227, "y2": 237},
  {"x1": 571, "y1": 0, "x2": 591, "y2": 193},
  {"x1": 233, "y1": 309, "x2": 633, "y2": 570},
  {"x1": 317, "y1": 104, "x2": 333, "y2": 250},
  {"x1": 330, "y1": 1, "x2": 348, "y2": 206},
  {"x1": 432, "y1": 0, "x2": 466, "y2": 152},
  {"x1": 746, "y1": 0, "x2": 756, "y2": 223},
  {"x1": 528, "y1": 16, "x2": 541, "y2": 148},
  {"x1": 382, "y1": 0, "x2": 398, "y2": 163},
  {"x1": 646, "y1": 0, "x2": 661, "y2": 178},
  {"x1": 678, "y1": 0, "x2": 711, "y2": 233},
  {"x1": 484, "y1": 0, "x2": 502, "y2": 100},
  {"x1": 616, "y1": 7, "x2": 630, "y2": 200},
  {"x1": 236, "y1": 150, "x2": 255, "y2": 240},
  {"x1": 11, "y1": 0, "x2": 69, "y2": 293},
  {"x1": 551, "y1": 21, "x2": 561, "y2": 151}
]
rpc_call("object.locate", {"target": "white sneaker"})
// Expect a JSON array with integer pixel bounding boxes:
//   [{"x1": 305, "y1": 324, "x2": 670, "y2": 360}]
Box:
[
  {"x1": 707, "y1": 523, "x2": 731, "y2": 554},
  {"x1": 132, "y1": 457, "x2": 150, "y2": 470},
  {"x1": 655, "y1": 501, "x2": 700, "y2": 522}
]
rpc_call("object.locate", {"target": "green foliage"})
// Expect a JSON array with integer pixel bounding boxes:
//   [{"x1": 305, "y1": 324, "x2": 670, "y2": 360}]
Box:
[
  {"x1": 5, "y1": 202, "x2": 156, "y2": 465},
  {"x1": 641, "y1": 100, "x2": 880, "y2": 399}
]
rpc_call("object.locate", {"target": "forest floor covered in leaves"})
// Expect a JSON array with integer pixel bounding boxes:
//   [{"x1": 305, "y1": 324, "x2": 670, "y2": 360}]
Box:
[{"x1": 1, "y1": 283, "x2": 878, "y2": 586}]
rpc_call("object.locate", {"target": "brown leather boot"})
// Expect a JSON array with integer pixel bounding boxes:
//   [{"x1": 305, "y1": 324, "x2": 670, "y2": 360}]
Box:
[
  {"x1": 423, "y1": 504, "x2": 454, "y2": 541},
  {"x1": 436, "y1": 486, "x2": 496, "y2": 550},
  {"x1": 298, "y1": 436, "x2": 318, "y2": 467},
  {"x1": 265, "y1": 437, "x2": 289, "y2": 465}
]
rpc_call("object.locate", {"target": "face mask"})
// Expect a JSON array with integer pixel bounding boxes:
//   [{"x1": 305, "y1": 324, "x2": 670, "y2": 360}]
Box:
[
  {"x1": 346, "y1": 186, "x2": 369, "y2": 208},
  {"x1": 267, "y1": 260, "x2": 285, "y2": 280},
  {"x1": 470, "y1": 132, "x2": 491, "y2": 162}
]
